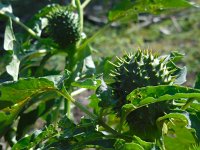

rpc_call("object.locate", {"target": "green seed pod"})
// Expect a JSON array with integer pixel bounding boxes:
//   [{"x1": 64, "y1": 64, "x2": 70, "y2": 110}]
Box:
[
  {"x1": 109, "y1": 50, "x2": 178, "y2": 141},
  {"x1": 47, "y1": 5, "x2": 80, "y2": 49}
]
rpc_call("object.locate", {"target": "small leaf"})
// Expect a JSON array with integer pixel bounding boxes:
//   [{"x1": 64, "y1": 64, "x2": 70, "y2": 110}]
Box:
[
  {"x1": 121, "y1": 104, "x2": 136, "y2": 126},
  {"x1": 114, "y1": 139, "x2": 144, "y2": 150},
  {"x1": 174, "y1": 66, "x2": 187, "y2": 85},
  {"x1": 89, "y1": 94, "x2": 101, "y2": 114},
  {"x1": 157, "y1": 113, "x2": 189, "y2": 127},
  {"x1": 0, "y1": 3, "x2": 12, "y2": 13},
  {"x1": 82, "y1": 55, "x2": 96, "y2": 75},
  {"x1": 6, "y1": 54, "x2": 20, "y2": 81},
  {"x1": 72, "y1": 78, "x2": 101, "y2": 90},
  {"x1": 4, "y1": 18, "x2": 17, "y2": 51}
]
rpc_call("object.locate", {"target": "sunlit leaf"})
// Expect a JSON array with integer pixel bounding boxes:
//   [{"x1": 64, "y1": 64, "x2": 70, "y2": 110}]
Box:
[
  {"x1": 108, "y1": 0, "x2": 193, "y2": 21},
  {"x1": 160, "y1": 113, "x2": 198, "y2": 149},
  {"x1": 127, "y1": 85, "x2": 200, "y2": 107},
  {"x1": 72, "y1": 78, "x2": 101, "y2": 90},
  {"x1": 0, "y1": 100, "x2": 27, "y2": 137}
]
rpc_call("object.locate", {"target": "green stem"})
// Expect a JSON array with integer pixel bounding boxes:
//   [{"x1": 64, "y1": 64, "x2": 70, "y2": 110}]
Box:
[
  {"x1": 98, "y1": 119, "x2": 119, "y2": 136},
  {"x1": 57, "y1": 87, "x2": 97, "y2": 120},
  {"x1": 82, "y1": 0, "x2": 91, "y2": 9},
  {"x1": 75, "y1": 0, "x2": 83, "y2": 33},
  {"x1": 181, "y1": 98, "x2": 195, "y2": 110},
  {"x1": 0, "y1": 11, "x2": 41, "y2": 40},
  {"x1": 71, "y1": 88, "x2": 87, "y2": 97},
  {"x1": 64, "y1": 99, "x2": 71, "y2": 118}
]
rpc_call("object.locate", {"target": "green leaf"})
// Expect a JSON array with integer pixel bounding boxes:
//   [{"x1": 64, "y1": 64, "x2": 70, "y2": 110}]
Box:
[
  {"x1": 72, "y1": 78, "x2": 101, "y2": 90},
  {"x1": 120, "y1": 104, "x2": 136, "y2": 127},
  {"x1": 96, "y1": 78, "x2": 115, "y2": 108},
  {"x1": 189, "y1": 113, "x2": 200, "y2": 140},
  {"x1": 133, "y1": 136, "x2": 154, "y2": 150},
  {"x1": 114, "y1": 139, "x2": 144, "y2": 150},
  {"x1": 12, "y1": 124, "x2": 57, "y2": 150},
  {"x1": 6, "y1": 54, "x2": 20, "y2": 81},
  {"x1": 0, "y1": 78, "x2": 56, "y2": 136},
  {"x1": 82, "y1": 55, "x2": 96, "y2": 75},
  {"x1": 0, "y1": 3, "x2": 12, "y2": 13},
  {"x1": 0, "y1": 78, "x2": 56, "y2": 110},
  {"x1": 75, "y1": 45, "x2": 92, "y2": 64},
  {"x1": 108, "y1": 0, "x2": 193, "y2": 21},
  {"x1": 157, "y1": 113, "x2": 189, "y2": 127},
  {"x1": 127, "y1": 85, "x2": 200, "y2": 108},
  {"x1": 89, "y1": 94, "x2": 101, "y2": 114},
  {"x1": 174, "y1": 66, "x2": 187, "y2": 85},
  {"x1": 0, "y1": 100, "x2": 27, "y2": 137},
  {"x1": 168, "y1": 51, "x2": 185, "y2": 63},
  {"x1": 160, "y1": 113, "x2": 198, "y2": 149},
  {"x1": 4, "y1": 18, "x2": 17, "y2": 51},
  {"x1": 108, "y1": 0, "x2": 135, "y2": 21},
  {"x1": 4, "y1": 18, "x2": 20, "y2": 81}
]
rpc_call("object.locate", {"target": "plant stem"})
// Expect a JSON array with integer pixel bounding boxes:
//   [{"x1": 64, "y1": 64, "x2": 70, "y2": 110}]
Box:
[
  {"x1": 98, "y1": 119, "x2": 119, "y2": 135},
  {"x1": 0, "y1": 11, "x2": 41, "y2": 40},
  {"x1": 57, "y1": 87, "x2": 97, "y2": 120},
  {"x1": 71, "y1": 88, "x2": 87, "y2": 97},
  {"x1": 82, "y1": 0, "x2": 91, "y2": 9},
  {"x1": 75, "y1": 0, "x2": 83, "y2": 33},
  {"x1": 64, "y1": 99, "x2": 71, "y2": 118}
]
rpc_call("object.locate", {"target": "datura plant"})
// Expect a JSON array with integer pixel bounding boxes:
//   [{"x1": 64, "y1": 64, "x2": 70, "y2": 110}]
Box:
[
  {"x1": 46, "y1": 5, "x2": 80, "y2": 49},
  {"x1": 0, "y1": 1, "x2": 200, "y2": 150}
]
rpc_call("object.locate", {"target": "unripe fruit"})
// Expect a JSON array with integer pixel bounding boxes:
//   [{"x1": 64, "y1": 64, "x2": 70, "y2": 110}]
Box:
[
  {"x1": 109, "y1": 50, "x2": 177, "y2": 141},
  {"x1": 47, "y1": 5, "x2": 80, "y2": 49}
]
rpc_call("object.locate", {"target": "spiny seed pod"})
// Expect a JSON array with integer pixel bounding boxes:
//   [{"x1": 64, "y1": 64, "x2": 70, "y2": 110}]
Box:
[
  {"x1": 47, "y1": 5, "x2": 80, "y2": 49},
  {"x1": 110, "y1": 50, "x2": 177, "y2": 107},
  {"x1": 109, "y1": 50, "x2": 177, "y2": 141}
]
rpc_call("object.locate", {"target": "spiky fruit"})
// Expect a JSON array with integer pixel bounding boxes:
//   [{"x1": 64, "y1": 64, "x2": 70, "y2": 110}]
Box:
[
  {"x1": 109, "y1": 50, "x2": 177, "y2": 141},
  {"x1": 47, "y1": 5, "x2": 80, "y2": 49}
]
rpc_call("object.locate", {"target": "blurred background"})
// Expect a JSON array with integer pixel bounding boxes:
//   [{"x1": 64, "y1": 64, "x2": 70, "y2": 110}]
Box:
[{"x1": 0, "y1": 0, "x2": 200, "y2": 85}]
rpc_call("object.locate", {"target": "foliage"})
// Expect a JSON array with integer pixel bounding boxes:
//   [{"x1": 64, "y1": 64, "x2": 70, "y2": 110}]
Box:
[{"x1": 0, "y1": 0, "x2": 200, "y2": 149}]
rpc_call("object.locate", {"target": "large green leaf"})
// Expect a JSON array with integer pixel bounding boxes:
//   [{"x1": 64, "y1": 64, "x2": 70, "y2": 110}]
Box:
[
  {"x1": 0, "y1": 78, "x2": 56, "y2": 136},
  {"x1": 0, "y1": 78, "x2": 56, "y2": 110},
  {"x1": 108, "y1": 0, "x2": 193, "y2": 21},
  {"x1": 127, "y1": 85, "x2": 200, "y2": 107}
]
